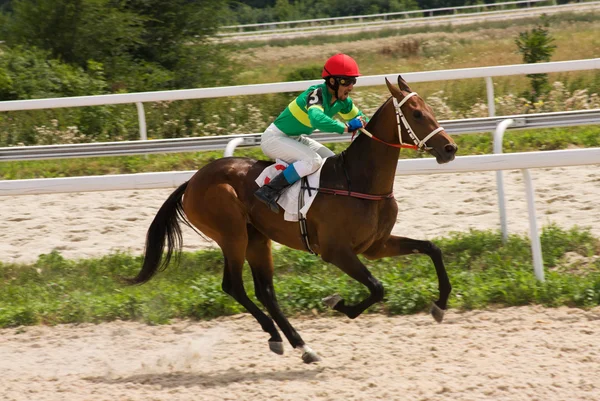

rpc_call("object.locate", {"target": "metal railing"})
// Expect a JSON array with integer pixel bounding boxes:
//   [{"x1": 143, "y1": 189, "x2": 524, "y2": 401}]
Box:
[
  {"x1": 216, "y1": 1, "x2": 599, "y2": 42},
  {"x1": 219, "y1": 0, "x2": 555, "y2": 33},
  {"x1": 1, "y1": 108, "x2": 599, "y2": 162}
]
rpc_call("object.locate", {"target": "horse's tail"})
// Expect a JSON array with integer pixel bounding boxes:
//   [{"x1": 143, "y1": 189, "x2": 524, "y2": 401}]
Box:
[{"x1": 126, "y1": 181, "x2": 189, "y2": 285}]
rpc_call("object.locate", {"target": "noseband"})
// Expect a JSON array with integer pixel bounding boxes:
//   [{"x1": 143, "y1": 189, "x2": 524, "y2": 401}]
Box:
[{"x1": 359, "y1": 92, "x2": 445, "y2": 151}]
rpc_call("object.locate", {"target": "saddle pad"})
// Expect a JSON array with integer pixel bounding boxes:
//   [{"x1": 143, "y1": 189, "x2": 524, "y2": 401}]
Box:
[{"x1": 255, "y1": 159, "x2": 325, "y2": 222}]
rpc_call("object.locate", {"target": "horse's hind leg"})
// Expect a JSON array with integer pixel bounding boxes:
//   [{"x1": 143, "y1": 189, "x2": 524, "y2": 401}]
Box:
[
  {"x1": 220, "y1": 241, "x2": 286, "y2": 356},
  {"x1": 193, "y1": 185, "x2": 283, "y2": 355},
  {"x1": 363, "y1": 235, "x2": 451, "y2": 323},
  {"x1": 246, "y1": 225, "x2": 321, "y2": 364}
]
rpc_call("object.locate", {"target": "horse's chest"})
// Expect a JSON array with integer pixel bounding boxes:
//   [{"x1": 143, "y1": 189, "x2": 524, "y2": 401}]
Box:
[{"x1": 343, "y1": 200, "x2": 397, "y2": 239}]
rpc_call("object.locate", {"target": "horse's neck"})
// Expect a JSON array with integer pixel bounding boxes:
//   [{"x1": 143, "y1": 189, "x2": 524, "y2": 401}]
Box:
[
  {"x1": 343, "y1": 131, "x2": 400, "y2": 194},
  {"x1": 323, "y1": 109, "x2": 399, "y2": 194}
]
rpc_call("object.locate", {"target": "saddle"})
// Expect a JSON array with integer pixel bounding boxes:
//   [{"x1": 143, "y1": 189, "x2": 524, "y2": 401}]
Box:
[
  {"x1": 255, "y1": 160, "x2": 324, "y2": 223},
  {"x1": 256, "y1": 157, "x2": 394, "y2": 254}
]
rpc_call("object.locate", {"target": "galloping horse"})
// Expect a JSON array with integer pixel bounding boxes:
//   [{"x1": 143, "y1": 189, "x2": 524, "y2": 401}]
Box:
[{"x1": 129, "y1": 76, "x2": 458, "y2": 363}]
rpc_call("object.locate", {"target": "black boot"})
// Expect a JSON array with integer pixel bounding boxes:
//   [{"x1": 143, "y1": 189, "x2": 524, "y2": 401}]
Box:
[{"x1": 254, "y1": 173, "x2": 292, "y2": 213}]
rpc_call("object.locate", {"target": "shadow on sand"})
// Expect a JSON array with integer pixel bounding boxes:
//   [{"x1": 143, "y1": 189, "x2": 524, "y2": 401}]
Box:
[{"x1": 85, "y1": 366, "x2": 323, "y2": 388}]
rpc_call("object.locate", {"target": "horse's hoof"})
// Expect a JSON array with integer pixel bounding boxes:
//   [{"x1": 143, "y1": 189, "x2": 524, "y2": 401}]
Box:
[
  {"x1": 298, "y1": 345, "x2": 321, "y2": 364},
  {"x1": 302, "y1": 350, "x2": 322, "y2": 364},
  {"x1": 430, "y1": 303, "x2": 445, "y2": 323},
  {"x1": 269, "y1": 341, "x2": 284, "y2": 355},
  {"x1": 322, "y1": 294, "x2": 342, "y2": 309}
]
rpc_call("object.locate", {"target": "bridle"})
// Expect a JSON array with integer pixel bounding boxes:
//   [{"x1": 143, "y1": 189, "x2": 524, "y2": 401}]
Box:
[
  {"x1": 358, "y1": 92, "x2": 445, "y2": 151},
  {"x1": 313, "y1": 92, "x2": 447, "y2": 205}
]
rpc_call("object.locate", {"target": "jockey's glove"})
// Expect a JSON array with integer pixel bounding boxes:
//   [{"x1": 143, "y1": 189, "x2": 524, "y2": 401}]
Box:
[{"x1": 346, "y1": 116, "x2": 366, "y2": 132}]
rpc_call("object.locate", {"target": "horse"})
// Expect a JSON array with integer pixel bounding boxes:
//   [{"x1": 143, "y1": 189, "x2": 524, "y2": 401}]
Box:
[{"x1": 128, "y1": 76, "x2": 458, "y2": 364}]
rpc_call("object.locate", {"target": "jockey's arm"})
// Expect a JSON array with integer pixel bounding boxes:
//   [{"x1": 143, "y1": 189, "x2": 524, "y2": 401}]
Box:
[
  {"x1": 338, "y1": 102, "x2": 369, "y2": 125},
  {"x1": 307, "y1": 105, "x2": 347, "y2": 134}
]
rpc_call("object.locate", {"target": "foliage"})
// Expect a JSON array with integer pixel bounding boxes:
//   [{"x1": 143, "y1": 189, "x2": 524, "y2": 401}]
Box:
[
  {"x1": 225, "y1": 0, "x2": 422, "y2": 24},
  {"x1": 0, "y1": 227, "x2": 598, "y2": 327},
  {"x1": 515, "y1": 15, "x2": 557, "y2": 101},
  {"x1": 0, "y1": 0, "x2": 236, "y2": 92},
  {"x1": 0, "y1": 45, "x2": 107, "y2": 101}
]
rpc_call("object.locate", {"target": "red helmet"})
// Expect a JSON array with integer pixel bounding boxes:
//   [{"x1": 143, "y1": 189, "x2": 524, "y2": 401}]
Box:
[{"x1": 321, "y1": 53, "x2": 361, "y2": 78}]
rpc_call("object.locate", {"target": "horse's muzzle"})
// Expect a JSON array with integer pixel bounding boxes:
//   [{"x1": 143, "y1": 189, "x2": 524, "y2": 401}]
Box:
[{"x1": 434, "y1": 143, "x2": 458, "y2": 164}]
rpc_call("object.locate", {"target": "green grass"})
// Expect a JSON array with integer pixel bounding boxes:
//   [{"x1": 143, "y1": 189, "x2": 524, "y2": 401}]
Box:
[{"x1": 1, "y1": 226, "x2": 598, "y2": 327}]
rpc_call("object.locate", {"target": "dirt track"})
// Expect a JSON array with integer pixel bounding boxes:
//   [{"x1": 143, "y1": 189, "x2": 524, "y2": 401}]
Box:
[{"x1": 1, "y1": 306, "x2": 599, "y2": 401}]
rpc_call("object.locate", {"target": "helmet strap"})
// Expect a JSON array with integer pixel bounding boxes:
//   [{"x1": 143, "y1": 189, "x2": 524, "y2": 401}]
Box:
[{"x1": 326, "y1": 77, "x2": 340, "y2": 100}]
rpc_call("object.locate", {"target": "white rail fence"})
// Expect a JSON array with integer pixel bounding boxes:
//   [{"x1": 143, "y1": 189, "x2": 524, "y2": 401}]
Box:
[
  {"x1": 1, "y1": 58, "x2": 599, "y2": 141},
  {"x1": 2, "y1": 109, "x2": 598, "y2": 161},
  {"x1": 217, "y1": 1, "x2": 599, "y2": 42},
  {"x1": 220, "y1": 0, "x2": 555, "y2": 32}
]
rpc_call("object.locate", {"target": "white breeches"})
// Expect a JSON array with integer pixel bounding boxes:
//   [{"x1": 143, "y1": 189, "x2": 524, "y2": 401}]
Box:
[{"x1": 260, "y1": 123, "x2": 335, "y2": 178}]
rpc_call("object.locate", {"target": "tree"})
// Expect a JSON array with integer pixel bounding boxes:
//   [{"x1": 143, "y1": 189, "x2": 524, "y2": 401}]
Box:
[
  {"x1": 1, "y1": 0, "x2": 236, "y2": 92},
  {"x1": 274, "y1": 0, "x2": 292, "y2": 21},
  {"x1": 3, "y1": 0, "x2": 145, "y2": 66},
  {"x1": 121, "y1": 0, "x2": 235, "y2": 89},
  {"x1": 515, "y1": 15, "x2": 556, "y2": 101}
]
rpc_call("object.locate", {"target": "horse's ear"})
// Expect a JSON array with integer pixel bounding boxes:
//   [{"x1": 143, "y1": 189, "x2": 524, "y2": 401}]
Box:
[
  {"x1": 385, "y1": 77, "x2": 402, "y2": 98},
  {"x1": 397, "y1": 75, "x2": 412, "y2": 92}
]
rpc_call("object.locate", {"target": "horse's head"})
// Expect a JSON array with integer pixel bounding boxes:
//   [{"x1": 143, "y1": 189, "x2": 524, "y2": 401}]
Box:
[{"x1": 384, "y1": 76, "x2": 457, "y2": 164}]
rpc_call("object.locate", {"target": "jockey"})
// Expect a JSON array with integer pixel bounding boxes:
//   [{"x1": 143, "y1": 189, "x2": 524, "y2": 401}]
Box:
[{"x1": 254, "y1": 53, "x2": 368, "y2": 213}]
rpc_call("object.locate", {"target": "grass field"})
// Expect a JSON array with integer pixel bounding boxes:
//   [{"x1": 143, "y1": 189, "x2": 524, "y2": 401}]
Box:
[{"x1": 1, "y1": 226, "x2": 599, "y2": 328}]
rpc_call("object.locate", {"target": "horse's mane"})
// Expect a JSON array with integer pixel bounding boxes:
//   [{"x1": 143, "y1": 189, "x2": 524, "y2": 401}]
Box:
[
  {"x1": 365, "y1": 96, "x2": 392, "y2": 130},
  {"x1": 327, "y1": 96, "x2": 393, "y2": 168}
]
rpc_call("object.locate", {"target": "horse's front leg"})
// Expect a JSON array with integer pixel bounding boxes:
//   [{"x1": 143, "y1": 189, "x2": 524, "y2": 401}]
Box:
[
  {"x1": 320, "y1": 247, "x2": 384, "y2": 319},
  {"x1": 363, "y1": 235, "x2": 451, "y2": 323}
]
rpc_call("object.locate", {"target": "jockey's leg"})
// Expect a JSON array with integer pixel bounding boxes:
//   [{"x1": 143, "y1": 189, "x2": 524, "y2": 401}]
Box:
[
  {"x1": 297, "y1": 134, "x2": 335, "y2": 158},
  {"x1": 256, "y1": 126, "x2": 326, "y2": 213}
]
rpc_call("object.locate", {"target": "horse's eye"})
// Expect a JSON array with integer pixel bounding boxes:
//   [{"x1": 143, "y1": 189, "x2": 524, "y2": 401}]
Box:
[{"x1": 413, "y1": 110, "x2": 423, "y2": 119}]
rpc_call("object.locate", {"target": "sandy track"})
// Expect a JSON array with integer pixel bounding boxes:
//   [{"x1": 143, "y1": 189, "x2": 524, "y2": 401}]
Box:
[
  {"x1": 1, "y1": 165, "x2": 599, "y2": 264},
  {"x1": 1, "y1": 306, "x2": 599, "y2": 401}
]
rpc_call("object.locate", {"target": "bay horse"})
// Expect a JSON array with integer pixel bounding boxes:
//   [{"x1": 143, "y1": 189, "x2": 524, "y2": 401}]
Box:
[{"x1": 128, "y1": 76, "x2": 458, "y2": 363}]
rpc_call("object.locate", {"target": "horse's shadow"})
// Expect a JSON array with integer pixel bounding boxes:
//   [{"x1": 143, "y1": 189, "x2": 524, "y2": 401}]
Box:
[{"x1": 85, "y1": 366, "x2": 323, "y2": 388}]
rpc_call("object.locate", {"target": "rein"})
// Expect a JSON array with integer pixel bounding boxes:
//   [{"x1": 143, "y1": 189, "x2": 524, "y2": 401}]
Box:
[
  {"x1": 315, "y1": 92, "x2": 443, "y2": 202},
  {"x1": 356, "y1": 92, "x2": 445, "y2": 151}
]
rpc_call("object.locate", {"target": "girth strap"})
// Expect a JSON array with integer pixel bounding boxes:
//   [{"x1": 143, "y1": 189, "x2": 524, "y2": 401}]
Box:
[
  {"x1": 315, "y1": 187, "x2": 394, "y2": 200},
  {"x1": 299, "y1": 177, "x2": 317, "y2": 255}
]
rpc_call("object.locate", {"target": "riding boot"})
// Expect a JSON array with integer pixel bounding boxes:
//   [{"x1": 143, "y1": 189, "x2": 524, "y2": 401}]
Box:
[{"x1": 254, "y1": 173, "x2": 292, "y2": 213}]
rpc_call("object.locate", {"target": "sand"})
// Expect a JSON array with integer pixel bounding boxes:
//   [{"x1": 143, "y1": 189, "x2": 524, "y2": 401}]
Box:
[
  {"x1": 1, "y1": 306, "x2": 599, "y2": 401},
  {"x1": 1, "y1": 164, "x2": 600, "y2": 401},
  {"x1": 1, "y1": 165, "x2": 599, "y2": 264}
]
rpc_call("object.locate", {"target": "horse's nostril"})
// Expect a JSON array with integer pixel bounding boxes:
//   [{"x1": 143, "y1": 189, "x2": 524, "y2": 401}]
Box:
[{"x1": 445, "y1": 144, "x2": 457, "y2": 154}]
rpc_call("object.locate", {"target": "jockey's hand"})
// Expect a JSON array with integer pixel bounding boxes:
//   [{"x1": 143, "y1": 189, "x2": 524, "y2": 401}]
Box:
[{"x1": 346, "y1": 116, "x2": 366, "y2": 132}]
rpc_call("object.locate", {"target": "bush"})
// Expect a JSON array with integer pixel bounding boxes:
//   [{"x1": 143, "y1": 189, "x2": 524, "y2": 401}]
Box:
[
  {"x1": 515, "y1": 16, "x2": 557, "y2": 101},
  {"x1": 0, "y1": 45, "x2": 107, "y2": 101}
]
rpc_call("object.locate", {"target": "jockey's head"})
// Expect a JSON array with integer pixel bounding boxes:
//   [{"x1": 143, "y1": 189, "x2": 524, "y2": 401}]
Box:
[{"x1": 322, "y1": 53, "x2": 361, "y2": 101}]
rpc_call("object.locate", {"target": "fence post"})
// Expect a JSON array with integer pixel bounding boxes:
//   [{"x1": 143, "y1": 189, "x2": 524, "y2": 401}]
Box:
[
  {"x1": 135, "y1": 102, "x2": 147, "y2": 141},
  {"x1": 485, "y1": 76, "x2": 496, "y2": 117},
  {"x1": 522, "y1": 168, "x2": 545, "y2": 281},
  {"x1": 493, "y1": 118, "x2": 514, "y2": 243}
]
